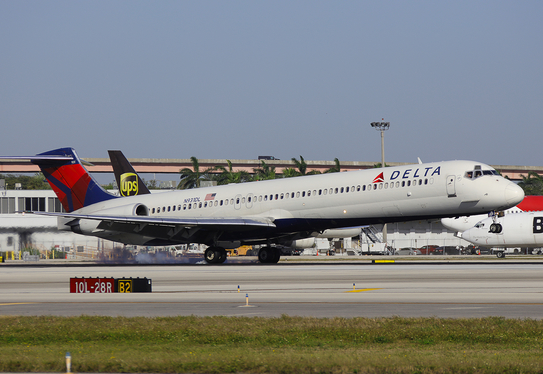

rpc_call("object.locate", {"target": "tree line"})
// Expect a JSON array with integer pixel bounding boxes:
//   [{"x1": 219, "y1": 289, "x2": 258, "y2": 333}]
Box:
[{"x1": 178, "y1": 156, "x2": 341, "y2": 189}]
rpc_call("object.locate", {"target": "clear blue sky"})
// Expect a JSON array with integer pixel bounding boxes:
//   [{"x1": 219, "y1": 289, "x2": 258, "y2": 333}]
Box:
[{"x1": 1, "y1": 1, "x2": 542, "y2": 167}]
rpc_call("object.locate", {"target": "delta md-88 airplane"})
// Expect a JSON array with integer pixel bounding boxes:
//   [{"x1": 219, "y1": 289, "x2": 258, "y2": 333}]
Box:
[{"x1": 4, "y1": 148, "x2": 524, "y2": 264}]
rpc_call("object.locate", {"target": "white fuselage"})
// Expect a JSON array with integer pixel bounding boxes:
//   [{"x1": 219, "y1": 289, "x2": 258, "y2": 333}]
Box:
[
  {"x1": 67, "y1": 160, "x2": 524, "y2": 246},
  {"x1": 461, "y1": 212, "x2": 543, "y2": 248}
]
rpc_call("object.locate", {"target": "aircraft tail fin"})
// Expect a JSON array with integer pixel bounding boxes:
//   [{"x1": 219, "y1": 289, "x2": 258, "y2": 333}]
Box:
[
  {"x1": 108, "y1": 150, "x2": 151, "y2": 196},
  {"x1": 31, "y1": 148, "x2": 118, "y2": 212}
]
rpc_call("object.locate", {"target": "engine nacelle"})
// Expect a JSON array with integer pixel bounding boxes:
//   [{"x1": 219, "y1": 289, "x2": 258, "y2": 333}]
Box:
[
  {"x1": 291, "y1": 238, "x2": 316, "y2": 249},
  {"x1": 318, "y1": 228, "x2": 362, "y2": 238},
  {"x1": 92, "y1": 203, "x2": 149, "y2": 217},
  {"x1": 59, "y1": 203, "x2": 149, "y2": 235}
]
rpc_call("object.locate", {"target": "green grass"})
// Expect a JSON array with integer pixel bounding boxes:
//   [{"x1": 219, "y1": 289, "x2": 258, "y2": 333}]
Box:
[{"x1": 1, "y1": 315, "x2": 543, "y2": 373}]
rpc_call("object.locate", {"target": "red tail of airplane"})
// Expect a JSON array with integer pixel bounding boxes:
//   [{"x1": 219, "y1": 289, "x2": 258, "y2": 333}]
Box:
[{"x1": 31, "y1": 148, "x2": 118, "y2": 212}]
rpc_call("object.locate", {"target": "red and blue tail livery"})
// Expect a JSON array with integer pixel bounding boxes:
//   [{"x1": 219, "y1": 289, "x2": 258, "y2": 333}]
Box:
[{"x1": 31, "y1": 148, "x2": 117, "y2": 212}]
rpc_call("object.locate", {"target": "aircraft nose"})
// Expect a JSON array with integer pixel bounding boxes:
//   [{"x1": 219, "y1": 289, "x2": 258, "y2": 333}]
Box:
[{"x1": 505, "y1": 183, "x2": 525, "y2": 206}]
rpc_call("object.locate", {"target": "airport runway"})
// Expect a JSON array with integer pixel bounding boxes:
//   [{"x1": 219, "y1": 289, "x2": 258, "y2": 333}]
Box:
[{"x1": 1, "y1": 261, "x2": 543, "y2": 319}]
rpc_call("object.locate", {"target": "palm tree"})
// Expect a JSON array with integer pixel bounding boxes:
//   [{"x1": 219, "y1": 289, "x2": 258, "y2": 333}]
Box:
[
  {"x1": 178, "y1": 156, "x2": 216, "y2": 189},
  {"x1": 291, "y1": 155, "x2": 320, "y2": 176},
  {"x1": 281, "y1": 167, "x2": 299, "y2": 178},
  {"x1": 215, "y1": 160, "x2": 251, "y2": 185},
  {"x1": 518, "y1": 172, "x2": 543, "y2": 195},
  {"x1": 324, "y1": 158, "x2": 341, "y2": 173},
  {"x1": 253, "y1": 160, "x2": 276, "y2": 181}
]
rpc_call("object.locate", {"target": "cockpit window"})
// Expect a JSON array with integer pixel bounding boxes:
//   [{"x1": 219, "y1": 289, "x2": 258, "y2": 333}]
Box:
[{"x1": 465, "y1": 169, "x2": 499, "y2": 179}]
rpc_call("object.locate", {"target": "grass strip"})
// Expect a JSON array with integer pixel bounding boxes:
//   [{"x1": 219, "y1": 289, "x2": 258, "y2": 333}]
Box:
[{"x1": 1, "y1": 315, "x2": 543, "y2": 373}]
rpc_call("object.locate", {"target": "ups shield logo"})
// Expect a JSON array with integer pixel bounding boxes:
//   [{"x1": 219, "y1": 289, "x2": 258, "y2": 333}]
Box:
[{"x1": 120, "y1": 173, "x2": 138, "y2": 196}]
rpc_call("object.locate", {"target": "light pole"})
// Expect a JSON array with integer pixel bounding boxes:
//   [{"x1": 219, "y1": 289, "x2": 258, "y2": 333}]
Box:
[{"x1": 370, "y1": 120, "x2": 390, "y2": 246}]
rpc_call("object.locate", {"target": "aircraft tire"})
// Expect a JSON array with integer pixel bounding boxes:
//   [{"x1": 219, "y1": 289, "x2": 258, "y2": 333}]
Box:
[
  {"x1": 496, "y1": 251, "x2": 505, "y2": 259},
  {"x1": 490, "y1": 223, "x2": 503, "y2": 234},
  {"x1": 271, "y1": 248, "x2": 281, "y2": 263},
  {"x1": 205, "y1": 247, "x2": 226, "y2": 264},
  {"x1": 258, "y1": 247, "x2": 280, "y2": 264},
  {"x1": 217, "y1": 248, "x2": 227, "y2": 264},
  {"x1": 204, "y1": 248, "x2": 217, "y2": 264}
]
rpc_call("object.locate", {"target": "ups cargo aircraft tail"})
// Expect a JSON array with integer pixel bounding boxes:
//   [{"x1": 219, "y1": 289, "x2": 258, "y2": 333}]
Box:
[
  {"x1": 108, "y1": 150, "x2": 151, "y2": 196},
  {"x1": 3, "y1": 148, "x2": 524, "y2": 264}
]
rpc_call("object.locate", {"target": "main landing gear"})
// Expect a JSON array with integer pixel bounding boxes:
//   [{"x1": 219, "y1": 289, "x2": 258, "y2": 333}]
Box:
[
  {"x1": 258, "y1": 246, "x2": 281, "y2": 264},
  {"x1": 204, "y1": 246, "x2": 227, "y2": 264},
  {"x1": 496, "y1": 251, "x2": 506, "y2": 259}
]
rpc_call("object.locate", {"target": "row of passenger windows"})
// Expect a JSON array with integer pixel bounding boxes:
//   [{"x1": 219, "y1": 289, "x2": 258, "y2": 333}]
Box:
[{"x1": 150, "y1": 177, "x2": 435, "y2": 214}]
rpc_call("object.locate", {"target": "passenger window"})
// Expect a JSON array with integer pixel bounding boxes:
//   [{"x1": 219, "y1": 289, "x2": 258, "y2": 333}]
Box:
[
  {"x1": 241, "y1": 197, "x2": 245, "y2": 203},
  {"x1": 231, "y1": 199, "x2": 234, "y2": 205},
  {"x1": 402, "y1": 181, "x2": 405, "y2": 187},
  {"x1": 373, "y1": 184, "x2": 377, "y2": 190},
  {"x1": 280, "y1": 193, "x2": 284, "y2": 199},
  {"x1": 307, "y1": 191, "x2": 311, "y2": 197},
  {"x1": 379, "y1": 183, "x2": 383, "y2": 189},
  {"x1": 362, "y1": 185, "x2": 366, "y2": 191},
  {"x1": 152, "y1": 208, "x2": 155, "y2": 214},
  {"x1": 407, "y1": 181, "x2": 411, "y2": 187},
  {"x1": 296, "y1": 192, "x2": 300, "y2": 198},
  {"x1": 215, "y1": 201, "x2": 218, "y2": 206},
  {"x1": 199, "y1": 202, "x2": 202, "y2": 208},
  {"x1": 340, "y1": 187, "x2": 344, "y2": 193},
  {"x1": 419, "y1": 179, "x2": 422, "y2": 185},
  {"x1": 335, "y1": 188, "x2": 338, "y2": 194},
  {"x1": 357, "y1": 185, "x2": 361, "y2": 191},
  {"x1": 313, "y1": 190, "x2": 316, "y2": 196},
  {"x1": 396, "y1": 181, "x2": 400, "y2": 188},
  {"x1": 329, "y1": 188, "x2": 333, "y2": 194},
  {"x1": 323, "y1": 189, "x2": 327, "y2": 195},
  {"x1": 302, "y1": 191, "x2": 306, "y2": 197},
  {"x1": 384, "y1": 183, "x2": 388, "y2": 189},
  {"x1": 275, "y1": 194, "x2": 279, "y2": 200},
  {"x1": 236, "y1": 198, "x2": 240, "y2": 204},
  {"x1": 225, "y1": 200, "x2": 228, "y2": 205}
]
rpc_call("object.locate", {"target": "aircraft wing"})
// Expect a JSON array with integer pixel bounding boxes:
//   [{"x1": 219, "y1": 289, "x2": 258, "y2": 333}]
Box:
[{"x1": 28, "y1": 211, "x2": 275, "y2": 228}]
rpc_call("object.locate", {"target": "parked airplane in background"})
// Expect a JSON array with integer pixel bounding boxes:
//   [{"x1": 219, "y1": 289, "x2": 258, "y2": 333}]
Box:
[
  {"x1": 3, "y1": 148, "x2": 524, "y2": 264},
  {"x1": 441, "y1": 195, "x2": 543, "y2": 233},
  {"x1": 460, "y1": 211, "x2": 543, "y2": 258}
]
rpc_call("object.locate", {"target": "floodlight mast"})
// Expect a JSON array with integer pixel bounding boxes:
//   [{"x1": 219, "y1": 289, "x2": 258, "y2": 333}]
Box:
[{"x1": 370, "y1": 121, "x2": 391, "y2": 246}]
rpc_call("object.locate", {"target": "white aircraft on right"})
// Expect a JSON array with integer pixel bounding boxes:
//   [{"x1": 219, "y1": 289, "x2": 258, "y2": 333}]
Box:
[
  {"x1": 459, "y1": 211, "x2": 543, "y2": 258},
  {"x1": 442, "y1": 194, "x2": 543, "y2": 258}
]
